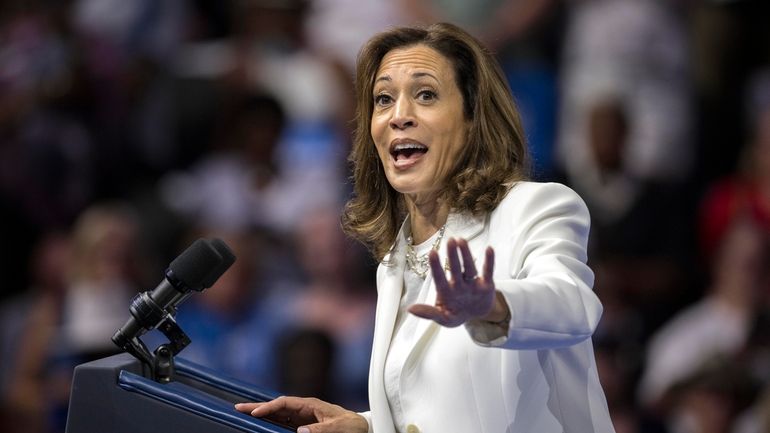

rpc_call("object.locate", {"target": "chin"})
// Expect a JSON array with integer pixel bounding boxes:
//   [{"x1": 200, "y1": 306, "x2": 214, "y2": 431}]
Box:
[
  {"x1": 385, "y1": 174, "x2": 417, "y2": 194},
  {"x1": 385, "y1": 170, "x2": 440, "y2": 197},
  {"x1": 388, "y1": 183, "x2": 413, "y2": 195}
]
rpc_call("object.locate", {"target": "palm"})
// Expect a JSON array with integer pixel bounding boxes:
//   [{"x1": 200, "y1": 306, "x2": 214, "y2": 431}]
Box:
[{"x1": 409, "y1": 238, "x2": 496, "y2": 327}]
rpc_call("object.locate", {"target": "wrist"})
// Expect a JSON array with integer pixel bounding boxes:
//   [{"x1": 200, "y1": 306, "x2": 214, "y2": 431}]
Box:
[{"x1": 482, "y1": 291, "x2": 510, "y2": 325}]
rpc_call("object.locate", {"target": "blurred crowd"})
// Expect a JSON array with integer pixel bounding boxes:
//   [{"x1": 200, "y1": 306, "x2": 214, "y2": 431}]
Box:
[{"x1": 0, "y1": 0, "x2": 768, "y2": 432}]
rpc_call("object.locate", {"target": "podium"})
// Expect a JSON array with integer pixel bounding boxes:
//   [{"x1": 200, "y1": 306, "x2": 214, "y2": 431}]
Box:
[
  {"x1": 66, "y1": 238, "x2": 295, "y2": 432},
  {"x1": 65, "y1": 353, "x2": 294, "y2": 433}
]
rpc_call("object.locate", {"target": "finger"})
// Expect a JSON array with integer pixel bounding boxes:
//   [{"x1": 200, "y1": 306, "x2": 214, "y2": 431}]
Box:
[
  {"x1": 295, "y1": 422, "x2": 329, "y2": 433},
  {"x1": 248, "y1": 396, "x2": 320, "y2": 427},
  {"x1": 235, "y1": 402, "x2": 263, "y2": 413},
  {"x1": 428, "y1": 249, "x2": 449, "y2": 290},
  {"x1": 457, "y1": 239, "x2": 478, "y2": 281},
  {"x1": 445, "y1": 238, "x2": 463, "y2": 284},
  {"x1": 248, "y1": 396, "x2": 301, "y2": 418},
  {"x1": 409, "y1": 303, "x2": 444, "y2": 321},
  {"x1": 409, "y1": 304, "x2": 454, "y2": 327},
  {"x1": 483, "y1": 247, "x2": 495, "y2": 284}
]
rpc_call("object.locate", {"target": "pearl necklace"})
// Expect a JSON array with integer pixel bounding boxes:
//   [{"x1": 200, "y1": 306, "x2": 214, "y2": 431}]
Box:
[{"x1": 405, "y1": 225, "x2": 446, "y2": 278}]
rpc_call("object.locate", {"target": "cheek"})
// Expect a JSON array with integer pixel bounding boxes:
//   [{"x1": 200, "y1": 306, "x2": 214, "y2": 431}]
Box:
[
  {"x1": 371, "y1": 123, "x2": 393, "y2": 163},
  {"x1": 371, "y1": 119, "x2": 386, "y2": 149},
  {"x1": 372, "y1": 142, "x2": 391, "y2": 172},
  {"x1": 371, "y1": 110, "x2": 389, "y2": 137},
  {"x1": 441, "y1": 124, "x2": 468, "y2": 160}
]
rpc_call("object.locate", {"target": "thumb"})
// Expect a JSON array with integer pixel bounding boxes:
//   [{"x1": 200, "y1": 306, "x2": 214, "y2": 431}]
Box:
[
  {"x1": 408, "y1": 303, "x2": 441, "y2": 320},
  {"x1": 297, "y1": 419, "x2": 342, "y2": 433},
  {"x1": 297, "y1": 424, "x2": 325, "y2": 433},
  {"x1": 408, "y1": 304, "x2": 458, "y2": 327}
]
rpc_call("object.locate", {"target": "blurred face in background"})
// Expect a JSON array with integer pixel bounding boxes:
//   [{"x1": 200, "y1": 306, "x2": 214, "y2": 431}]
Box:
[
  {"x1": 70, "y1": 205, "x2": 142, "y2": 285},
  {"x1": 587, "y1": 99, "x2": 627, "y2": 173}
]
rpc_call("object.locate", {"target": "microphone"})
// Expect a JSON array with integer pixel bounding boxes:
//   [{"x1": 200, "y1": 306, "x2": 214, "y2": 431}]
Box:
[{"x1": 112, "y1": 238, "x2": 236, "y2": 352}]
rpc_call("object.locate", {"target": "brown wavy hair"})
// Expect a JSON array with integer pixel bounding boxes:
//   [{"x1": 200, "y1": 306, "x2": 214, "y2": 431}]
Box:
[{"x1": 342, "y1": 22, "x2": 530, "y2": 261}]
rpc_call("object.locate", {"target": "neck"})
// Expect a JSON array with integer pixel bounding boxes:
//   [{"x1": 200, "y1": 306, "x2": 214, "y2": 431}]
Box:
[{"x1": 405, "y1": 193, "x2": 449, "y2": 244}]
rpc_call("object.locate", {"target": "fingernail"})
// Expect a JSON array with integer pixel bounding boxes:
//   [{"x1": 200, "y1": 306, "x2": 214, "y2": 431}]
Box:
[{"x1": 297, "y1": 428, "x2": 310, "y2": 433}]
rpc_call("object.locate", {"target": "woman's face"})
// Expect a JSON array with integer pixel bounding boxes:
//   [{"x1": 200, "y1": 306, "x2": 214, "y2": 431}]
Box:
[{"x1": 370, "y1": 44, "x2": 470, "y2": 200}]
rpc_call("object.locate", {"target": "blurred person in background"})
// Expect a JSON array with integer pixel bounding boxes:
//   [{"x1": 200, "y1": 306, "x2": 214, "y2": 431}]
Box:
[
  {"x1": 160, "y1": 91, "x2": 288, "y2": 232},
  {"x1": 557, "y1": 0, "x2": 692, "y2": 185},
  {"x1": 698, "y1": 68, "x2": 770, "y2": 266},
  {"x1": 0, "y1": 201, "x2": 149, "y2": 433},
  {"x1": 160, "y1": 88, "x2": 341, "y2": 238},
  {"x1": 51, "y1": 202, "x2": 149, "y2": 428},
  {"x1": 170, "y1": 0, "x2": 350, "y2": 200},
  {"x1": 559, "y1": 93, "x2": 695, "y2": 341},
  {"x1": 637, "y1": 217, "x2": 770, "y2": 431},
  {"x1": 236, "y1": 22, "x2": 615, "y2": 433},
  {"x1": 277, "y1": 207, "x2": 376, "y2": 410},
  {"x1": 58, "y1": 202, "x2": 148, "y2": 359},
  {"x1": 0, "y1": 232, "x2": 71, "y2": 433},
  {"x1": 661, "y1": 357, "x2": 757, "y2": 433}
]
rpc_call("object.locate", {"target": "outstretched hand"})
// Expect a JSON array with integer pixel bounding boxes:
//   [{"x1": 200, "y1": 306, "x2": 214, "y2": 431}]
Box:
[
  {"x1": 235, "y1": 396, "x2": 367, "y2": 433},
  {"x1": 408, "y1": 238, "x2": 498, "y2": 327}
]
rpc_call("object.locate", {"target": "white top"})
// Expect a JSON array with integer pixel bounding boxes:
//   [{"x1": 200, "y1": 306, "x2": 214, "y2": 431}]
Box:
[{"x1": 383, "y1": 232, "x2": 440, "y2": 433}]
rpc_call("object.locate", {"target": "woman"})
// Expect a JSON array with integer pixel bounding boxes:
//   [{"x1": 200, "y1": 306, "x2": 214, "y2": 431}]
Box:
[{"x1": 236, "y1": 22, "x2": 615, "y2": 433}]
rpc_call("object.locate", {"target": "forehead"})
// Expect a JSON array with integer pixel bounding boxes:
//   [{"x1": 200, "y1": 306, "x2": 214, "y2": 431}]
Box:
[{"x1": 375, "y1": 44, "x2": 454, "y2": 81}]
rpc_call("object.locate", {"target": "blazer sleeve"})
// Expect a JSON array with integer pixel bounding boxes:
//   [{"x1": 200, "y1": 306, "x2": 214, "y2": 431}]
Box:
[{"x1": 465, "y1": 182, "x2": 603, "y2": 350}]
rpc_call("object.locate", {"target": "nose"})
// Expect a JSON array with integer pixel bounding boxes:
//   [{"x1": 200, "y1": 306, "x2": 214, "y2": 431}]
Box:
[{"x1": 389, "y1": 97, "x2": 416, "y2": 130}]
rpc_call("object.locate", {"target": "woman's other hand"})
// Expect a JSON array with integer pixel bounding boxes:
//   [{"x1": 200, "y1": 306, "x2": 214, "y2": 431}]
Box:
[
  {"x1": 409, "y1": 238, "x2": 508, "y2": 327},
  {"x1": 235, "y1": 396, "x2": 368, "y2": 433}
]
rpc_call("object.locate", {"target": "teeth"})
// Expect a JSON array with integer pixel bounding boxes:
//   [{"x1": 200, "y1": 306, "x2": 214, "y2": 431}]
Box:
[{"x1": 393, "y1": 143, "x2": 427, "y2": 151}]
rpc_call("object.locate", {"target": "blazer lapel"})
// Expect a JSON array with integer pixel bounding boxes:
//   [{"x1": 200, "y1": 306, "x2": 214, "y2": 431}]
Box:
[{"x1": 368, "y1": 224, "x2": 407, "y2": 433}]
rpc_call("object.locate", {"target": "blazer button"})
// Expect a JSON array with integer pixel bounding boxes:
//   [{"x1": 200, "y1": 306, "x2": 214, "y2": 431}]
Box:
[{"x1": 406, "y1": 424, "x2": 420, "y2": 433}]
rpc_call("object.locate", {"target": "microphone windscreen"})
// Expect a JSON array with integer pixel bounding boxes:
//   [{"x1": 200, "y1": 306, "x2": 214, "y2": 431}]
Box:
[
  {"x1": 168, "y1": 238, "x2": 234, "y2": 291},
  {"x1": 202, "y1": 238, "x2": 236, "y2": 288}
]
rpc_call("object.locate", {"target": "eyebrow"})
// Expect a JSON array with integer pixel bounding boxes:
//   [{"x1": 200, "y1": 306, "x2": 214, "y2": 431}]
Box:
[{"x1": 374, "y1": 71, "x2": 439, "y2": 85}]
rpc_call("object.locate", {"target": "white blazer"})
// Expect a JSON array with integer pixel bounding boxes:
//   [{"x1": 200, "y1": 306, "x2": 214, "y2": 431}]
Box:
[{"x1": 359, "y1": 182, "x2": 616, "y2": 433}]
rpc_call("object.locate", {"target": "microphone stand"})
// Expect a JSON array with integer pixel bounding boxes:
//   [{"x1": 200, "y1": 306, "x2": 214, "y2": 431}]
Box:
[{"x1": 114, "y1": 304, "x2": 192, "y2": 383}]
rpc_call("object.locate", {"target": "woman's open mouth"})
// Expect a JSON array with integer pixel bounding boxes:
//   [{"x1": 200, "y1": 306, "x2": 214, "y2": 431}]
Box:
[{"x1": 390, "y1": 140, "x2": 428, "y2": 168}]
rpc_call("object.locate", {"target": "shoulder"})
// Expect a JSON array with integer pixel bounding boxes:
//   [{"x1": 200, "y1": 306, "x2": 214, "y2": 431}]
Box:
[
  {"x1": 494, "y1": 181, "x2": 589, "y2": 220},
  {"x1": 486, "y1": 181, "x2": 592, "y2": 253}
]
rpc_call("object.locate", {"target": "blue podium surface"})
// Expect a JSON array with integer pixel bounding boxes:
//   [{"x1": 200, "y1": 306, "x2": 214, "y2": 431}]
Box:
[{"x1": 65, "y1": 353, "x2": 294, "y2": 433}]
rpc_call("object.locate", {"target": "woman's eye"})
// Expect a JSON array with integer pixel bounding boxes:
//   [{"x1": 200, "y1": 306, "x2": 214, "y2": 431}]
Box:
[
  {"x1": 417, "y1": 90, "x2": 436, "y2": 101},
  {"x1": 375, "y1": 94, "x2": 392, "y2": 106}
]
